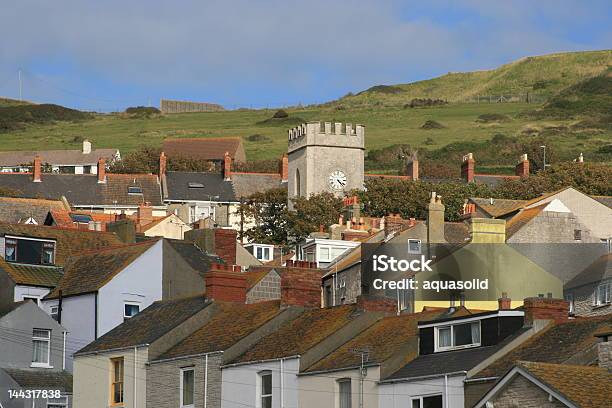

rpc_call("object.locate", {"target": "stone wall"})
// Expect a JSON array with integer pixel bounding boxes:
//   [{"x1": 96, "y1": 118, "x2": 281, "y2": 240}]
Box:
[
  {"x1": 246, "y1": 269, "x2": 281, "y2": 304},
  {"x1": 488, "y1": 374, "x2": 566, "y2": 408},
  {"x1": 565, "y1": 280, "x2": 612, "y2": 317}
]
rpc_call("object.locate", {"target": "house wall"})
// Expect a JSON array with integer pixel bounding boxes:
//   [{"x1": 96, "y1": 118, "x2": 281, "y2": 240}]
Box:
[
  {"x1": 299, "y1": 366, "x2": 381, "y2": 408},
  {"x1": 565, "y1": 279, "x2": 612, "y2": 317},
  {"x1": 162, "y1": 240, "x2": 206, "y2": 299},
  {"x1": 378, "y1": 374, "x2": 465, "y2": 408},
  {"x1": 246, "y1": 270, "x2": 281, "y2": 304},
  {"x1": 221, "y1": 357, "x2": 300, "y2": 408},
  {"x1": 323, "y1": 263, "x2": 362, "y2": 307},
  {"x1": 13, "y1": 285, "x2": 50, "y2": 305},
  {"x1": 42, "y1": 293, "x2": 96, "y2": 372},
  {"x1": 73, "y1": 347, "x2": 148, "y2": 408},
  {"x1": 485, "y1": 374, "x2": 566, "y2": 408},
  {"x1": 0, "y1": 301, "x2": 66, "y2": 370},
  {"x1": 147, "y1": 353, "x2": 223, "y2": 408},
  {"x1": 145, "y1": 215, "x2": 192, "y2": 240},
  {"x1": 97, "y1": 240, "x2": 163, "y2": 336},
  {"x1": 0, "y1": 271, "x2": 16, "y2": 313}
]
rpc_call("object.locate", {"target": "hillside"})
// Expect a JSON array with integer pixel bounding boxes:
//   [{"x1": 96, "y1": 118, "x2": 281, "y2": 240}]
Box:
[
  {"x1": 0, "y1": 97, "x2": 33, "y2": 107},
  {"x1": 328, "y1": 50, "x2": 612, "y2": 107},
  {"x1": 0, "y1": 103, "x2": 92, "y2": 132}
]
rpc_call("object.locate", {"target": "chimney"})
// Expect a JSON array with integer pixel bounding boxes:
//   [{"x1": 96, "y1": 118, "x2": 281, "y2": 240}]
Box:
[
  {"x1": 279, "y1": 154, "x2": 288, "y2": 182},
  {"x1": 405, "y1": 152, "x2": 419, "y2": 181},
  {"x1": 159, "y1": 151, "x2": 167, "y2": 178},
  {"x1": 205, "y1": 263, "x2": 247, "y2": 303},
  {"x1": 280, "y1": 265, "x2": 322, "y2": 308},
  {"x1": 523, "y1": 297, "x2": 569, "y2": 326},
  {"x1": 356, "y1": 295, "x2": 397, "y2": 314},
  {"x1": 223, "y1": 152, "x2": 232, "y2": 181},
  {"x1": 97, "y1": 157, "x2": 106, "y2": 183},
  {"x1": 427, "y1": 192, "x2": 445, "y2": 243},
  {"x1": 468, "y1": 218, "x2": 506, "y2": 243},
  {"x1": 33, "y1": 155, "x2": 42, "y2": 182},
  {"x1": 106, "y1": 219, "x2": 136, "y2": 243},
  {"x1": 214, "y1": 228, "x2": 237, "y2": 265},
  {"x1": 137, "y1": 202, "x2": 153, "y2": 227},
  {"x1": 461, "y1": 153, "x2": 475, "y2": 183},
  {"x1": 594, "y1": 327, "x2": 612, "y2": 372},
  {"x1": 82, "y1": 139, "x2": 92, "y2": 154},
  {"x1": 515, "y1": 154, "x2": 529, "y2": 177},
  {"x1": 498, "y1": 292, "x2": 511, "y2": 310}
]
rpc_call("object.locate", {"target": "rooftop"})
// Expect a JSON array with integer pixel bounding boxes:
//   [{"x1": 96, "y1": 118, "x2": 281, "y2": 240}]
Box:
[{"x1": 162, "y1": 137, "x2": 244, "y2": 161}]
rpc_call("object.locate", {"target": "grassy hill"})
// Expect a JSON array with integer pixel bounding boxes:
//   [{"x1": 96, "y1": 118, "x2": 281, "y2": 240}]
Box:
[
  {"x1": 0, "y1": 97, "x2": 33, "y2": 107},
  {"x1": 0, "y1": 103, "x2": 92, "y2": 132},
  {"x1": 328, "y1": 50, "x2": 611, "y2": 107}
]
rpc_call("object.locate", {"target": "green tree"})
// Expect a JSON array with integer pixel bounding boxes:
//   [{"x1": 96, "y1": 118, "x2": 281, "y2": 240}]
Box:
[
  {"x1": 287, "y1": 192, "x2": 344, "y2": 242},
  {"x1": 239, "y1": 188, "x2": 289, "y2": 244}
]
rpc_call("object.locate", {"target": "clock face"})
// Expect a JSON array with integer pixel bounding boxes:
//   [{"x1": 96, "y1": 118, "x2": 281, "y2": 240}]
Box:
[{"x1": 329, "y1": 170, "x2": 347, "y2": 191}]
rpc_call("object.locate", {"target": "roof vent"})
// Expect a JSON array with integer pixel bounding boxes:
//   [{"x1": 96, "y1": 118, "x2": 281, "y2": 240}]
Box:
[{"x1": 188, "y1": 182, "x2": 205, "y2": 188}]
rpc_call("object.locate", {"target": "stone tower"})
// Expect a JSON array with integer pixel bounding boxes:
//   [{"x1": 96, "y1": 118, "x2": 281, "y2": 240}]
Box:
[{"x1": 287, "y1": 122, "x2": 365, "y2": 206}]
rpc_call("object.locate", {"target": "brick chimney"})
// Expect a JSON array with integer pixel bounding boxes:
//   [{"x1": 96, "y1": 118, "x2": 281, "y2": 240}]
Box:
[
  {"x1": 159, "y1": 151, "x2": 167, "y2": 178},
  {"x1": 498, "y1": 292, "x2": 511, "y2": 310},
  {"x1": 523, "y1": 296, "x2": 569, "y2": 326},
  {"x1": 223, "y1": 152, "x2": 232, "y2": 181},
  {"x1": 594, "y1": 327, "x2": 612, "y2": 372},
  {"x1": 461, "y1": 153, "x2": 475, "y2": 183},
  {"x1": 427, "y1": 192, "x2": 445, "y2": 243},
  {"x1": 205, "y1": 263, "x2": 247, "y2": 303},
  {"x1": 33, "y1": 155, "x2": 42, "y2": 182},
  {"x1": 357, "y1": 295, "x2": 397, "y2": 314},
  {"x1": 405, "y1": 152, "x2": 419, "y2": 181},
  {"x1": 136, "y1": 202, "x2": 153, "y2": 227},
  {"x1": 214, "y1": 228, "x2": 237, "y2": 265},
  {"x1": 279, "y1": 154, "x2": 288, "y2": 182},
  {"x1": 97, "y1": 157, "x2": 106, "y2": 183},
  {"x1": 280, "y1": 266, "x2": 321, "y2": 308},
  {"x1": 384, "y1": 214, "x2": 415, "y2": 238},
  {"x1": 515, "y1": 154, "x2": 529, "y2": 177}
]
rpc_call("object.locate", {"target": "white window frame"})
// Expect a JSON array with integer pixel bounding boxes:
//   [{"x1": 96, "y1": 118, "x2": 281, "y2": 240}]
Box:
[
  {"x1": 5, "y1": 237, "x2": 17, "y2": 261},
  {"x1": 31, "y1": 328, "x2": 51, "y2": 368},
  {"x1": 22, "y1": 295, "x2": 41, "y2": 306},
  {"x1": 46, "y1": 396, "x2": 67, "y2": 408},
  {"x1": 337, "y1": 378, "x2": 352, "y2": 408},
  {"x1": 434, "y1": 321, "x2": 481, "y2": 352},
  {"x1": 407, "y1": 239, "x2": 422, "y2": 254},
  {"x1": 42, "y1": 241, "x2": 56, "y2": 265},
  {"x1": 410, "y1": 393, "x2": 443, "y2": 408},
  {"x1": 50, "y1": 305, "x2": 59, "y2": 321},
  {"x1": 257, "y1": 370, "x2": 272, "y2": 408},
  {"x1": 180, "y1": 367, "x2": 195, "y2": 408},
  {"x1": 319, "y1": 246, "x2": 331, "y2": 261},
  {"x1": 593, "y1": 282, "x2": 611, "y2": 306},
  {"x1": 123, "y1": 302, "x2": 140, "y2": 321}
]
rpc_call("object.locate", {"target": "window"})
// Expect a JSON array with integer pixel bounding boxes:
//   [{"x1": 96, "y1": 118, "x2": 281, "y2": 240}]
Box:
[
  {"x1": 565, "y1": 293, "x2": 575, "y2": 314},
  {"x1": 435, "y1": 321, "x2": 481, "y2": 351},
  {"x1": 47, "y1": 396, "x2": 67, "y2": 408},
  {"x1": 319, "y1": 246, "x2": 331, "y2": 261},
  {"x1": 574, "y1": 229, "x2": 582, "y2": 241},
  {"x1": 110, "y1": 358, "x2": 124, "y2": 405},
  {"x1": 5, "y1": 238, "x2": 17, "y2": 261},
  {"x1": 180, "y1": 368, "x2": 195, "y2": 408},
  {"x1": 594, "y1": 282, "x2": 611, "y2": 306},
  {"x1": 32, "y1": 329, "x2": 51, "y2": 367},
  {"x1": 338, "y1": 378, "x2": 351, "y2": 408},
  {"x1": 50, "y1": 306, "x2": 59, "y2": 321},
  {"x1": 259, "y1": 370, "x2": 272, "y2": 408},
  {"x1": 23, "y1": 296, "x2": 40, "y2": 306},
  {"x1": 124, "y1": 303, "x2": 140, "y2": 321},
  {"x1": 42, "y1": 242, "x2": 55, "y2": 264},
  {"x1": 127, "y1": 186, "x2": 143, "y2": 195},
  {"x1": 408, "y1": 239, "x2": 422, "y2": 254},
  {"x1": 411, "y1": 394, "x2": 443, "y2": 408}
]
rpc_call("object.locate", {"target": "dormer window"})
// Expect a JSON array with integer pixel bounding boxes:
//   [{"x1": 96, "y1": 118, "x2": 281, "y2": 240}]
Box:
[
  {"x1": 4, "y1": 236, "x2": 56, "y2": 266},
  {"x1": 127, "y1": 186, "x2": 143, "y2": 195},
  {"x1": 435, "y1": 321, "x2": 481, "y2": 352}
]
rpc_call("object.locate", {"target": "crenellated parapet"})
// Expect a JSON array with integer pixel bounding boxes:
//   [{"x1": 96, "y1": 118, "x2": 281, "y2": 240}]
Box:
[{"x1": 288, "y1": 121, "x2": 365, "y2": 153}]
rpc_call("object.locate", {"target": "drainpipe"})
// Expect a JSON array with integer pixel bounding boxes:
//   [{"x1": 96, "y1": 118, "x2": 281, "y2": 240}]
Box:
[
  {"x1": 280, "y1": 358, "x2": 284, "y2": 408},
  {"x1": 62, "y1": 332, "x2": 66, "y2": 370},
  {"x1": 204, "y1": 354, "x2": 208, "y2": 408},
  {"x1": 134, "y1": 347, "x2": 137, "y2": 408},
  {"x1": 444, "y1": 374, "x2": 448, "y2": 407}
]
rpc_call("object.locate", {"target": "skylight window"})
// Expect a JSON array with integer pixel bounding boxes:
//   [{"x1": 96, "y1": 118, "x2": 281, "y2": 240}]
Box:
[
  {"x1": 188, "y1": 182, "x2": 205, "y2": 188},
  {"x1": 70, "y1": 214, "x2": 93, "y2": 223},
  {"x1": 128, "y1": 186, "x2": 143, "y2": 195}
]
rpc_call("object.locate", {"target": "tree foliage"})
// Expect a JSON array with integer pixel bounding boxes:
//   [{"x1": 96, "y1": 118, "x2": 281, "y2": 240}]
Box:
[{"x1": 108, "y1": 146, "x2": 219, "y2": 174}]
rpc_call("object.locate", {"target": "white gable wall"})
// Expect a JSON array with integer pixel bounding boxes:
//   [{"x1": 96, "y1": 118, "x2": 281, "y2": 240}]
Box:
[{"x1": 378, "y1": 374, "x2": 465, "y2": 408}]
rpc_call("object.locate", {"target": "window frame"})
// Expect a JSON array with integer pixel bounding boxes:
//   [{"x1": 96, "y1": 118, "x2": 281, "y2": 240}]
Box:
[
  {"x1": 410, "y1": 394, "x2": 444, "y2": 408},
  {"x1": 180, "y1": 367, "x2": 195, "y2": 408},
  {"x1": 337, "y1": 378, "x2": 352, "y2": 408},
  {"x1": 42, "y1": 241, "x2": 55, "y2": 265},
  {"x1": 434, "y1": 321, "x2": 481, "y2": 352},
  {"x1": 46, "y1": 396, "x2": 67, "y2": 408},
  {"x1": 50, "y1": 305, "x2": 59, "y2": 321},
  {"x1": 407, "y1": 239, "x2": 422, "y2": 254},
  {"x1": 31, "y1": 328, "x2": 51, "y2": 368},
  {"x1": 258, "y1": 370, "x2": 272, "y2": 408},
  {"x1": 573, "y1": 229, "x2": 582, "y2": 241},
  {"x1": 593, "y1": 281, "x2": 611, "y2": 306},
  {"x1": 23, "y1": 295, "x2": 41, "y2": 306},
  {"x1": 110, "y1": 357, "x2": 124, "y2": 406},
  {"x1": 123, "y1": 302, "x2": 140, "y2": 322},
  {"x1": 5, "y1": 238, "x2": 17, "y2": 261}
]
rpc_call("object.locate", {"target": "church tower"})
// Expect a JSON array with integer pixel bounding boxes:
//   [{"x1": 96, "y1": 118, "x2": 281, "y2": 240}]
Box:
[{"x1": 287, "y1": 122, "x2": 365, "y2": 206}]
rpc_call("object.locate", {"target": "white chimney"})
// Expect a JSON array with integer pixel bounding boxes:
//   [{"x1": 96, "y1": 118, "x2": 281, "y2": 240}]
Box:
[{"x1": 82, "y1": 140, "x2": 92, "y2": 154}]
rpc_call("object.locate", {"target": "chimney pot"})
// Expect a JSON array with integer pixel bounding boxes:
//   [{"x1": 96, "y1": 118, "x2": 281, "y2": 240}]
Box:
[
  {"x1": 515, "y1": 153, "x2": 530, "y2": 177},
  {"x1": 82, "y1": 139, "x2": 92, "y2": 154},
  {"x1": 461, "y1": 153, "x2": 475, "y2": 182}
]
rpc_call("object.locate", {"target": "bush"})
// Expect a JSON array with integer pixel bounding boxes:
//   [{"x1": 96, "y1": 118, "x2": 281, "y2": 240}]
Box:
[
  {"x1": 244, "y1": 134, "x2": 271, "y2": 142},
  {"x1": 421, "y1": 120, "x2": 446, "y2": 129},
  {"x1": 125, "y1": 106, "x2": 160, "y2": 116},
  {"x1": 476, "y1": 113, "x2": 511, "y2": 123},
  {"x1": 272, "y1": 109, "x2": 288, "y2": 118},
  {"x1": 0, "y1": 104, "x2": 92, "y2": 132}
]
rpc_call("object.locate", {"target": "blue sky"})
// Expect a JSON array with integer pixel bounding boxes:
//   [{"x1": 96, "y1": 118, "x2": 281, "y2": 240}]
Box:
[{"x1": 0, "y1": 0, "x2": 610, "y2": 112}]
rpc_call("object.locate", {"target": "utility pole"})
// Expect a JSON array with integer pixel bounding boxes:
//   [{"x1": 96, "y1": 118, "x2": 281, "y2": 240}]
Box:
[
  {"x1": 18, "y1": 69, "x2": 22, "y2": 101},
  {"x1": 540, "y1": 145, "x2": 547, "y2": 171},
  {"x1": 350, "y1": 347, "x2": 369, "y2": 408}
]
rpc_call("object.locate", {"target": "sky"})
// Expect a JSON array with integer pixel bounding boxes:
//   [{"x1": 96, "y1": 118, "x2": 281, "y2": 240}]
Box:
[{"x1": 0, "y1": 0, "x2": 610, "y2": 112}]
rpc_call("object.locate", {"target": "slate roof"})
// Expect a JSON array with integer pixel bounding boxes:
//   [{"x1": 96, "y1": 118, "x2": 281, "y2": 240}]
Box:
[
  {"x1": 231, "y1": 304, "x2": 363, "y2": 363},
  {"x1": 0, "y1": 148, "x2": 117, "y2": 166},
  {"x1": 164, "y1": 239, "x2": 223, "y2": 277},
  {"x1": 76, "y1": 295, "x2": 211, "y2": 354},
  {"x1": 163, "y1": 137, "x2": 245, "y2": 162},
  {"x1": 385, "y1": 327, "x2": 530, "y2": 381},
  {"x1": 0, "y1": 173, "x2": 162, "y2": 206},
  {"x1": 444, "y1": 222, "x2": 470, "y2": 243},
  {"x1": 0, "y1": 368, "x2": 73, "y2": 392},
  {"x1": 0, "y1": 223, "x2": 123, "y2": 266},
  {"x1": 304, "y1": 308, "x2": 454, "y2": 373},
  {"x1": 513, "y1": 361, "x2": 612, "y2": 408},
  {"x1": 0, "y1": 258, "x2": 63, "y2": 288},
  {"x1": 472, "y1": 315, "x2": 612, "y2": 379},
  {"x1": 230, "y1": 173, "x2": 286, "y2": 198},
  {"x1": 165, "y1": 171, "x2": 236, "y2": 202},
  {"x1": 565, "y1": 253, "x2": 611, "y2": 289},
  {"x1": 468, "y1": 198, "x2": 527, "y2": 218},
  {"x1": 0, "y1": 197, "x2": 67, "y2": 224},
  {"x1": 46, "y1": 240, "x2": 158, "y2": 299},
  {"x1": 156, "y1": 300, "x2": 283, "y2": 360}
]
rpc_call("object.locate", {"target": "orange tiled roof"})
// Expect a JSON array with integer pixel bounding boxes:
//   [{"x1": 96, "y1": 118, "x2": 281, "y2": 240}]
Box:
[
  {"x1": 505, "y1": 204, "x2": 546, "y2": 238},
  {"x1": 163, "y1": 137, "x2": 245, "y2": 161}
]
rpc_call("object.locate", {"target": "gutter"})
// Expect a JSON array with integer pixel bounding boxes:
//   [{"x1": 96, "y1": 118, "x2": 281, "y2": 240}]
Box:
[
  {"x1": 74, "y1": 343, "x2": 149, "y2": 357},
  {"x1": 464, "y1": 376, "x2": 499, "y2": 383},
  {"x1": 220, "y1": 355, "x2": 300, "y2": 369},
  {"x1": 378, "y1": 370, "x2": 467, "y2": 384},
  {"x1": 148, "y1": 350, "x2": 223, "y2": 365},
  {"x1": 298, "y1": 362, "x2": 380, "y2": 377}
]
